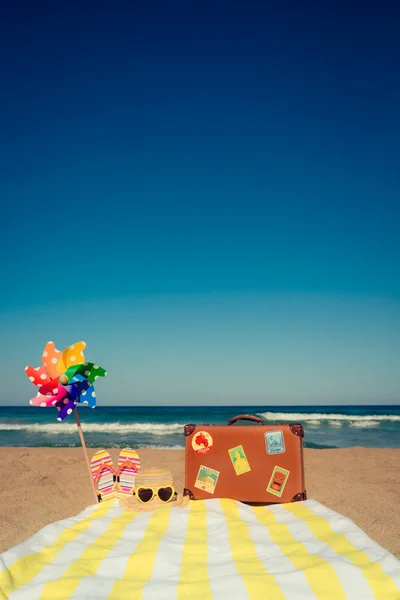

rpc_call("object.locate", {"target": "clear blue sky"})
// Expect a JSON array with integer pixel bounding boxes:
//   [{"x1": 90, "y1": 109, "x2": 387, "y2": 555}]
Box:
[{"x1": 0, "y1": 0, "x2": 399, "y2": 405}]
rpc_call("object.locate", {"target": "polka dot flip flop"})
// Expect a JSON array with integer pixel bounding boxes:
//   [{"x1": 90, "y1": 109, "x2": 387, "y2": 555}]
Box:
[
  {"x1": 90, "y1": 450, "x2": 117, "y2": 502},
  {"x1": 116, "y1": 448, "x2": 141, "y2": 498}
]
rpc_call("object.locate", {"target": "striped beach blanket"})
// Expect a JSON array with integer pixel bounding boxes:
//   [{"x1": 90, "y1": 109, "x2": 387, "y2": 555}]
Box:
[{"x1": 0, "y1": 499, "x2": 399, "y2": 599}]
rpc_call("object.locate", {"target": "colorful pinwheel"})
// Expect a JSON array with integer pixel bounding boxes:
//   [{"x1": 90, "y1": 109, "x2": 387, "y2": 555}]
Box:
[{"x1": 25, "y1": 341, "x2": 107, "y2": 421}]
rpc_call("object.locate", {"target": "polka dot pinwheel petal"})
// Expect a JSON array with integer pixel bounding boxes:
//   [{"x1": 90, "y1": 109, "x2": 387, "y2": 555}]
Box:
[
  {"x1": 42, "y1": 341, "x2": 65, "y2": 379},
  {"x1": 62, "y1": 364, "x2": 85, "y2": 382},
  {"x1": 66, "y1": 373, "x2": 87, "y2": 385},
  {"x1": 61, "y1": 341, "x2": 86, "y2": 369},
  {"x1": 38, "y1": 380, "x2": 68, "y2": 403},
  {"x1": 64, "y1": 379, "x2": 92, "y2": 402},
  {"x1": 24, "y1": 365, "x2": 52, "y2": 387},
  {"x1": 30, "y1": 393, "x2": 59, "y2": 407},
  {"x1": 64, "y1": 362, "x2": 107, "y2": 384},
  {"x1": 56, "y1": 397, "x2": 78, "y2": 421},
  {"x1": 80, "y1": 386, "x2": 97, "y2": 408}
]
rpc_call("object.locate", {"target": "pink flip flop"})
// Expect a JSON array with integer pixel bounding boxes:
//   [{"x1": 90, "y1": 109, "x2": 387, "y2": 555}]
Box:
[
  {"x1": 90, "y1": 450, "x2": 117, "y2": 502},
  {"x1": 116, "y1": 448, "x2": 141, "y2": 498}
]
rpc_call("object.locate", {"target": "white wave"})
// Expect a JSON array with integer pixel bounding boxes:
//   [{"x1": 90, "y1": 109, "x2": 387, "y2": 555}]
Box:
[
  {"x1": 0, "y1": 422, "x2": 185, "y2": 435},
  {"x1": 257, "y1": 411, "x2": 400, "y2": 422},
  {"x1": 306, "y1": 420, "x2": 321, "y2": 426},
  {"x1": 349, "y1": 420, "x2": 380, "y2": 428},
  {"x1": 328, "y1": 421, "x2": 343, "y2": 427}
]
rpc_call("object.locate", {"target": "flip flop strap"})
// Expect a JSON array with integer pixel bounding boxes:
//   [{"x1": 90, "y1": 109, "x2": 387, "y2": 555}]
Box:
[
  {"x1": 116, "y1": 459, "x2": 139, "y2": 478},
  {"x1": 93, "y1": 463, "x2": 117, "y2": 493}
]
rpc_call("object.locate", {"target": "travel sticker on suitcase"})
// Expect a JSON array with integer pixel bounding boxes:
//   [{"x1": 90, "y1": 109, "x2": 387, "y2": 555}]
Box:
[
  {"x1": 265, "y1": 430, "x2": 285, "y2": 455},
  {"x1": 266, "y1": 466, "x2": 290, "y2": 497},
  {"x1": 192, "y1": 431, "x2": 213, "y2": 455},
  {"x1": 228, "y1": 445, "x2": 251, "y2": 475},
  {"x1": 194, "y1": 465, "x2": 220, "y2": 494}
]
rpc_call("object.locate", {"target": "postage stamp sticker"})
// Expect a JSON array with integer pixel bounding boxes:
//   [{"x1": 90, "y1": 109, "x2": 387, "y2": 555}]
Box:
[
  {"x1": 265, "y1": 430, "x2": 285, "y2": 455},
  {"x1": 228, "y1": 445, "x2": 251, "y2": 475},
  {"x1": 266, "y1": 465, "x2": 290, "y2": 497},
  {"x1": 194, "y1": 465, "x2": 220, "y2": 494}
]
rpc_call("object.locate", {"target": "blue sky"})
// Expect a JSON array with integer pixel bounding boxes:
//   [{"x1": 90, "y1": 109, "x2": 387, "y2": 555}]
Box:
[{"x1": 0, "y1": 1, "x2": 399, "y2": 405}]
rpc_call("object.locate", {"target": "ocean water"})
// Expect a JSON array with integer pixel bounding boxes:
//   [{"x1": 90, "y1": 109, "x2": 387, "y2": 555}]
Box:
[{"x1": 0, "y1": 405, "x2": 399, "y2": 449}]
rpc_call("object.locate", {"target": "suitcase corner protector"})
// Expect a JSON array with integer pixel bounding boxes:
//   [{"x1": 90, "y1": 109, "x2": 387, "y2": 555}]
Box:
[
  {"x1": 183, "y1": 488, "x2": 195, "y2": 500},
  {"x1": 292, "y1": 491, "x2": 307, "y2": 502},
  {"x1": 184, "y1": 424, "x2": 196, "y2": 436},
  {"x1": 289, "y1": 423, "x2": 304, "y2": 437}
]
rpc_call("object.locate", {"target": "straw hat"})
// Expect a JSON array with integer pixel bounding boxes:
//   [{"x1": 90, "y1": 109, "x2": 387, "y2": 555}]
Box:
[{"x1": 120, "y1": 467, "x2": 189, "y2": 511}]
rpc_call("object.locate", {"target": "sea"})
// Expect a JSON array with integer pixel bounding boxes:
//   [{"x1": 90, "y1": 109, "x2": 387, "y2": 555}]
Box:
[{"x1": 0, "y1": 405, "x2": 399, "y2": 449}]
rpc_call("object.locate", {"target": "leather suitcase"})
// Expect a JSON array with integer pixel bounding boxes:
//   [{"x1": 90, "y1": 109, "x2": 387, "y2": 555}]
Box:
[{"x1": 184, "y1": 414, "x2": 306, "y2": 503}]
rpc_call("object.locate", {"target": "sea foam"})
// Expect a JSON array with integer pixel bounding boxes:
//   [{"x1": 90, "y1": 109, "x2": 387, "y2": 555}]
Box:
[
  {"x1": 257, "y1": 411, "x2": 400, "y2": 422},
  {"x1": 349, "y1": 420, "x2": 380, "y2": 428},
  {"x1": 0, "y1": 422, "x2": 185, "y2": 435}
]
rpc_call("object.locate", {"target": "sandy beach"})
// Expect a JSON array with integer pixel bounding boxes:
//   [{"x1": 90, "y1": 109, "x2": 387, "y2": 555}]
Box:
[{"x1": 0, "y1": 447, "x2": 399, "y2": 558}]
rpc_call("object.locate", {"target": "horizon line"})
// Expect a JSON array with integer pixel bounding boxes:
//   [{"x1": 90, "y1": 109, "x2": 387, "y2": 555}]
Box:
[{"x1": 1, "y1": 403, "x2": 399, "y2": 409}]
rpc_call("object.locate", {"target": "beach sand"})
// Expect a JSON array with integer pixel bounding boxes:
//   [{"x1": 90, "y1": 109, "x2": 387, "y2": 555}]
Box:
[{"x1": 0, "y1": 447, "x2": 399, "y2": 557}]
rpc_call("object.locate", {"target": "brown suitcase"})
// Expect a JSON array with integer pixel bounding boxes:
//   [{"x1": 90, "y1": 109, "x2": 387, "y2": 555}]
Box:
[{"x1": 184, "y1": 414, "x2": 306, "y2": 503}]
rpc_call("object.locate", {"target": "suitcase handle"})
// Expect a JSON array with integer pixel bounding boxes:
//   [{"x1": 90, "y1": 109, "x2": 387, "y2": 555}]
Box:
[{"x1": 227, "y1": 414, "x2": 264, "y2": 426}]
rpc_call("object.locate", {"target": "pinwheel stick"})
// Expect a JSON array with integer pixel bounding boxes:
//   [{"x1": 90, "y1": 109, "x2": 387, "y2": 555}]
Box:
[{"x1": 74, "y1": 407, "x2": 99, "y2": 503}]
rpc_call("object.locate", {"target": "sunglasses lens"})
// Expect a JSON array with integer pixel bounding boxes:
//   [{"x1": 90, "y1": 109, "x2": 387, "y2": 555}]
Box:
[
  {"x1": 158, "y1": 486, "x2": 174, "y2": 502},
  {"x1": 137, "y1": 488, "x2": 153, "y2": 503}
]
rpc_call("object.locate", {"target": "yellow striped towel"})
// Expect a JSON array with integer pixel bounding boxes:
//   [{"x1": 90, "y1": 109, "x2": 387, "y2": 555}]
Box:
[{"x1": 0, "y1": 499, "x2": 399, "y2": 599}]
